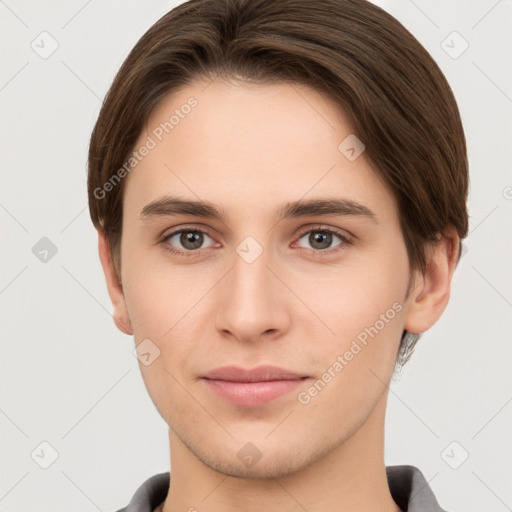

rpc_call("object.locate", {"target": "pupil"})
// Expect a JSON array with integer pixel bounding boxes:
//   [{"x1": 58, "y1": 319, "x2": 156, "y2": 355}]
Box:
[
  {"x1": 182, "y1": 231, "x2": 202, "y2": 250},
  {"x1": 310, "y1": 231, "x2": 331, "y2": 249}
]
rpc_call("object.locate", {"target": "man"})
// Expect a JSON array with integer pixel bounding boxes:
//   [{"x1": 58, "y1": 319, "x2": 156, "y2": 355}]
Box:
[{"x1": 88, "y1": 0, "x2": 469, "y2": 510}]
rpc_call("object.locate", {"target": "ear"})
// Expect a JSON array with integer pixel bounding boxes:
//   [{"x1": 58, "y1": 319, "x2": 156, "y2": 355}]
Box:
[
  {"x1": 97, "y1": 229, "x2": 133, "y2": 335},
  {"x1": 404, "y1": 226, "x2": 460, "y2": 334}
]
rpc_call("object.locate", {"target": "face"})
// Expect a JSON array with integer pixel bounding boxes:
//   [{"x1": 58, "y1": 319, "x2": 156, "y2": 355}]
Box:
[{"x1": 114, "y1": 79, "x2": 417, "y2": 478}]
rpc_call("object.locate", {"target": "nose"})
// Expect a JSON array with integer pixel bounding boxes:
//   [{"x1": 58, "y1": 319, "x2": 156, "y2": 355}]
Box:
[{"x1": 215, "y1": 242, "x2": 291, "y2": 343}]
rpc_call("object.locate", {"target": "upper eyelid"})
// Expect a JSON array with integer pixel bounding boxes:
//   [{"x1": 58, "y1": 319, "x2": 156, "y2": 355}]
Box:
[
  {"x1": 295, "y1": 225, "x2": 352, "y2": 239},
  {"x1": 162, "y1": 224, "x2": 349, "y2": 239}
]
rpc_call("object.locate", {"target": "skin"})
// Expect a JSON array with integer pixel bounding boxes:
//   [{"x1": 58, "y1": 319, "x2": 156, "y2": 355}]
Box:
[{"x1": 98, "y1": 79, "x2": 459, "y2": 512}]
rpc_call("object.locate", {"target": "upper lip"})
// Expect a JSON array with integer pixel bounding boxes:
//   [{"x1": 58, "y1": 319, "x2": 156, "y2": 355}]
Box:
[{"x1": 202, "y1": 365, "x2": 306, "y2": 382}]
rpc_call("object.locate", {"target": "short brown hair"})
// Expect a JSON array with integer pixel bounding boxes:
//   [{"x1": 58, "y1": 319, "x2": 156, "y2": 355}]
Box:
[{"x1": 88, "y1": 0, "x2": 469, "y2": 364}]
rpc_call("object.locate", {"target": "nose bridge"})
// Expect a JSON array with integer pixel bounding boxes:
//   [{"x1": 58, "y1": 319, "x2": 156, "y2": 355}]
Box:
[
  {"x1": 234, "y1": 239, "x2": 270, "y2": 293},
  {"x1": 215, "y1": 234, "x2": 288, "y2": 339},
  {"x1": 230, "y1": 236, "x2": 275, "y2": 309}
]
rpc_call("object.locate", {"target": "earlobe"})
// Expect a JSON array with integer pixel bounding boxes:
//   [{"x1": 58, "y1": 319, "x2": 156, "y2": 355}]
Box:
[
  {"x1": 404, "y1": 228, "x2": 460, "y2": 334},
  {"x1": 97, "y1": 229, "x2": 133, "y2": 335}
]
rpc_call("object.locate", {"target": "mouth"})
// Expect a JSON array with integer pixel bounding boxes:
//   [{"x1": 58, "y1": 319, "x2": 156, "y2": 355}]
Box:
[{"x1": 200, "y1": 365, "x2": 310, "y2": 406}]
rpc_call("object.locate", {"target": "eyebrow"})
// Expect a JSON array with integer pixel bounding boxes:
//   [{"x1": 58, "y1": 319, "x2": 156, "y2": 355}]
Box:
[{"x1": 140, "y1": 195, "x2": 378, "y2": 224}]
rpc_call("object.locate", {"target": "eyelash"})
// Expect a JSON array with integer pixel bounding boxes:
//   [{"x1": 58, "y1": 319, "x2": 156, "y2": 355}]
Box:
[{"x1": 159, "y1": 224, "x2": 353, "y2": 258}]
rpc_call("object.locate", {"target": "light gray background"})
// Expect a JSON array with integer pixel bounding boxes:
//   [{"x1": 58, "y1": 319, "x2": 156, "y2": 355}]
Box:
[{"x1": 1, "y1": 1, "x2": 511, "y2": 511}]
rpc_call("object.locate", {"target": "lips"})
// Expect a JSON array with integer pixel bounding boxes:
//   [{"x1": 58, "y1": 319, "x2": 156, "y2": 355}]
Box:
[
  {"x1": 201, "y1": 365, "x2": 309, "y2": 406},
  {"x1": 202, "y1": 365, "x2": 306, "y2": 382}
]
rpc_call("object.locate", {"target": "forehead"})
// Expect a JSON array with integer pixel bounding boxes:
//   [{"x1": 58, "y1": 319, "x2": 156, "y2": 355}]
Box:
[{"x1": 124, "y1": 79, "x2": 397, "y2": 225}]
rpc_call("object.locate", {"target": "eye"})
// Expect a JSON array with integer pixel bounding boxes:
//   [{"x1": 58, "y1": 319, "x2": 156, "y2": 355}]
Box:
[
  {"x1": 161, "y1": 228, "x2": 217, "y2": 256},
  {"x1": 294, "y1": 226, "x2": 352, "y2": 253},
  {"x1": 160, "y1": 225, "x2": 353, "y2": 258}
]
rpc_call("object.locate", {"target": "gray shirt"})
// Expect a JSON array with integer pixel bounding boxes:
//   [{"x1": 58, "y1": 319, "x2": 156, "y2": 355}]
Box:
[{"x1": 115, "y1": 465, "x2": 448, "y2": 512}]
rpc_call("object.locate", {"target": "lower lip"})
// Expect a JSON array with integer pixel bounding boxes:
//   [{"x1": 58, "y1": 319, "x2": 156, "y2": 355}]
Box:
[{"x1": 202, "y1": 378, "x2": 307, "y2": 406}]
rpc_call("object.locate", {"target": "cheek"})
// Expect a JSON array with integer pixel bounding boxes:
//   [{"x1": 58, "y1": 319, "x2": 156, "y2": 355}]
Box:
[
  {"x1": 121, "y1": 253, "x2": 212, "y2": 401},
  {"x1": 289, "y1": 251, "x2": 408, "y2": 391},
  {"x1": 296, "y1": 273, "x2": 404, "y2": 424},
  {"x1": 291, "y1": 255, "x2": 407, "y2": 340},
  {"x1": 121, "y1": 243, "x2": 203, "y2": 339},
  {"x1": 122, "y1": 265, "x2": 200, "y2": 413}
]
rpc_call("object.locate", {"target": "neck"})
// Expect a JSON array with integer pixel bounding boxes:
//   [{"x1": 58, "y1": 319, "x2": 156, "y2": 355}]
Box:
[{"x1": 162, "y1": 393, "x2": 401, "y2": 512}]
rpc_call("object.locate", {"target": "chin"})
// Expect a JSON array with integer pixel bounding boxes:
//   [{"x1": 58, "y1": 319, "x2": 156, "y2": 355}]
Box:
[
  {"x1": 200, "y1": 452, "x2": 310, "y2": 481},
  {"x1": 190, "y1": 433, "x2": 338, "y2": 481}
]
